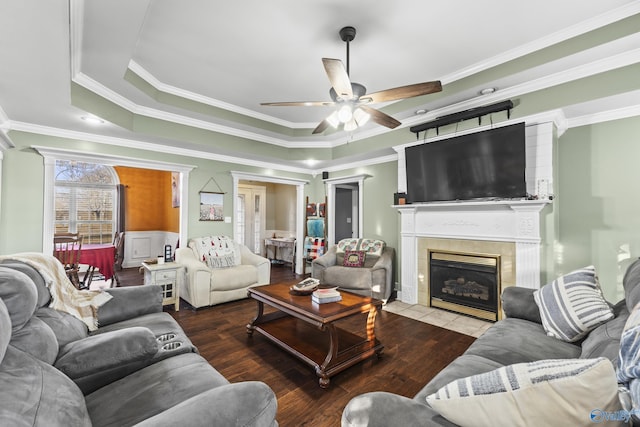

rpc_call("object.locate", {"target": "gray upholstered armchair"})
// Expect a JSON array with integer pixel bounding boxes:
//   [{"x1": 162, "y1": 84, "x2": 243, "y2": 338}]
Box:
[{"x1": 312, "y1": 238, "x2": 394, "y2": 303}]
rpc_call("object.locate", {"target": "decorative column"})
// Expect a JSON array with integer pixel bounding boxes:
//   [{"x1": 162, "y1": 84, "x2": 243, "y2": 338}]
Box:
[
  {"x1": 398, "y1": 207, "x2": 418, "y2": 304},
  {"x1": 510, "y1": 203, "x2": 547, "y2": 289}
]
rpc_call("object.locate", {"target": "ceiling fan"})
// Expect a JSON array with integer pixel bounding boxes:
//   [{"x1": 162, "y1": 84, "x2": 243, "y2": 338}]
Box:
[{"x1": 261, "y1": 26, "x2": 442, "y2": 134}]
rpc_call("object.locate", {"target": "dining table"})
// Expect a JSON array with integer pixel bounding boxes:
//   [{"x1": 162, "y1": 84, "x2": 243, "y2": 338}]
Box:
[{"x1": 80, "y1": 243, "x2": 116, "y2": 284}]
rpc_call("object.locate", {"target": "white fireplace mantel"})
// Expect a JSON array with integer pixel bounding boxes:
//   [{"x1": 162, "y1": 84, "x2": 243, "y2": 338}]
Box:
[
  {"x1": 394, "y1": 121, "x2": 555, "y2": 306},
  {"x1": 396, "y1": 199, "x2": 550, "y2": 305}
]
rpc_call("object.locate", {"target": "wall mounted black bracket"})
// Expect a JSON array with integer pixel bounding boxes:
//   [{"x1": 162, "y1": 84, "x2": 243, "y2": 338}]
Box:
[{"x1": 409, "y1": 100, "x2": 513, "y2": 139}]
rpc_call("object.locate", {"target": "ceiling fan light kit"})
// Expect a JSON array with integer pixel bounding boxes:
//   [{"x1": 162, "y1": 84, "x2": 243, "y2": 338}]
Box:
[
  {"x1": 261, "y1": 26, "x2": 442, "y2": 135},
  {"x1": 338, "y1": 105, "x2": 353, "y2": 123}
]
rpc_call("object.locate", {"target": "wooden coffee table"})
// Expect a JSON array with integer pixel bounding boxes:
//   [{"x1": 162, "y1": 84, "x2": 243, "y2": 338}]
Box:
[{"x1": 246, "y1": 283, "x2": 384, "y2": 388}]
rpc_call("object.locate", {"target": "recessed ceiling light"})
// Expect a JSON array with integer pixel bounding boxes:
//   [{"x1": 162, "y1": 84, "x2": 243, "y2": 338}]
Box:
[
  {"x1": 480, "y1": 87, "x2": 497, "y2": 95},
  {"x1": 415, "y1": 109, "x2": 428, "y2": 115},
  {"x1": 81, "y1": 115, "x2": 105, "y2": 125}
]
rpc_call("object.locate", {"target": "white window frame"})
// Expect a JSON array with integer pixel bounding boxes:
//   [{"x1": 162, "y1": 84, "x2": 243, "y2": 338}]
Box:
[{"x1": 54, "y1": 160, "x2": 119, "y2": 243}]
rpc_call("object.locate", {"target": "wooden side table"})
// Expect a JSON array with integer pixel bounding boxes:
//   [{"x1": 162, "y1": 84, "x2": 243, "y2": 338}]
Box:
[{"x1": 141, "y1": 262, "x2": 183, "y2": 311}]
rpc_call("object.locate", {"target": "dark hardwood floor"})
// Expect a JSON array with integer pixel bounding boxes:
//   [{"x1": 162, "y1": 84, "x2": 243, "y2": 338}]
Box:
[{"x1": 115, "y1": 264, "x2": 476, "y2": 427}]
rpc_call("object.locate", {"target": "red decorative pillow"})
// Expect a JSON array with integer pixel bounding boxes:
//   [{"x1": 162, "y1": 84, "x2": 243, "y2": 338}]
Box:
[{"x1": 343, "y1": 250, "x2": 366, "y2": 267}]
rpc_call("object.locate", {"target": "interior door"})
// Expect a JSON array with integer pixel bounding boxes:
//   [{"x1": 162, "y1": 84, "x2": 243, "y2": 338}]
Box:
[
  {"x1": 334, "y1": 184, "x2": 359, "y2": 242},
  {"x1": 236, "y1": 184, "x2": 266, "y2": 254}
]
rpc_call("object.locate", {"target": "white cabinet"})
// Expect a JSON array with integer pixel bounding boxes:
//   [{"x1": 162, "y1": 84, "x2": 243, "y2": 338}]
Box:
[{"x1": 142, "y1": 262, "x2": 183, "y2": 311}]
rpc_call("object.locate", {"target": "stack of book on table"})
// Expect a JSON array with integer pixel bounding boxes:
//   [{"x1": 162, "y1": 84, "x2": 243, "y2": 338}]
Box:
[{"x1": 312, "y1": 287, "x2": 342, "y2": 304}]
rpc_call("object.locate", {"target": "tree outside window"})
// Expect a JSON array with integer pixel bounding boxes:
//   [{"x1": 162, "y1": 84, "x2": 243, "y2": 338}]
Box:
[{"x1": 54, "y1": 160, "x2": 118, "y2": 244}]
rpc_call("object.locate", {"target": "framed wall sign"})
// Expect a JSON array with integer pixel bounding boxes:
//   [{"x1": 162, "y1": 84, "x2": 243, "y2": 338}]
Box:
[{"x1": 199, "y1": 191, "x2": 224, "y2": 221}]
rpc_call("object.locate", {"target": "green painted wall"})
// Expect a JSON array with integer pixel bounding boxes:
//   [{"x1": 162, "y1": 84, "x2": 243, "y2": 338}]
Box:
[
  {"x1": 0, "y1": 145, "x2": 45, "y2": 254},
  {"x1": 2, "y1": 116, "x2": 640, "y2": 306},
  {"x1": 548, "y1": 115, "x2": 640, "y2": 303},
  {"x1": 0, "y1": 131, "x2": 315, "y2": 254}
]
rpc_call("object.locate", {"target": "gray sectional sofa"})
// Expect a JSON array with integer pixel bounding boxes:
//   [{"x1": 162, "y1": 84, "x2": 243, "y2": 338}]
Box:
[
  {"x1": 0, "y1": 258, "x2": 278, "y2": 426},
  {"x1": 342, "y1": 260, "x2": 640, "y2": 426}
]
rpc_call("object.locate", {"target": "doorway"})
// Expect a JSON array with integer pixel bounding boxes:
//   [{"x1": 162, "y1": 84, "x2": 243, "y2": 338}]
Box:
[
  {"x1": 231, "y1": 172, "x2": 308, "y2": 274},
  {"x1": 325, "y1": 174, "x2": 368, "y2": 247},
  {"x1": 334, "y1": 184, "x2": 358, "y2": 241},
  {"x1": 236, "y1": 184, "x2": 266, "y2": 254}
]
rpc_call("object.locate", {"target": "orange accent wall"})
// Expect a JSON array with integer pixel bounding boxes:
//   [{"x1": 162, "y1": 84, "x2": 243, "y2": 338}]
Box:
[{"x1": 114, "y1": 166, "x2": 179, "y2": 232}]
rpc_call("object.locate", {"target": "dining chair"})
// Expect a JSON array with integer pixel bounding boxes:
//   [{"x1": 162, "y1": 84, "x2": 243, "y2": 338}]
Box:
[
  {"x1": 111, "y1": 231, "x2": 125, "y2": 287},
  {"x1": 53, "y1": 233, "x2": 85, "y2": 289}
]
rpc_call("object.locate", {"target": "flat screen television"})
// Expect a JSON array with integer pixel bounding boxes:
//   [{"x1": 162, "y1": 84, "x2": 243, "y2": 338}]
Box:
[{"x1": 405, "y1": 122, "x2": 526, "y2": 203}]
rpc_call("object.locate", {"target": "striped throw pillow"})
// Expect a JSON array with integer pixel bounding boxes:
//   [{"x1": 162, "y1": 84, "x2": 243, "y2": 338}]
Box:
[
  {"x1": 427, "y1": 358, "x2": 621, "y2": 427},
  {"x1": 616, "y1": 302, "x2": 640, "y2": 420},
  {"x1": 533, "y1": 266, "x2": 613, "y2": 342}
]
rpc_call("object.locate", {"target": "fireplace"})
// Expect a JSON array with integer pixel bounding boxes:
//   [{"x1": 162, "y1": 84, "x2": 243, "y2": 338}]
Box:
[
  {"x1": 394, "y1": 121, "x2": 554, "y2": 313},
  {"x1": 429, "y1": 251, "x2": 500, "y2": 321}
]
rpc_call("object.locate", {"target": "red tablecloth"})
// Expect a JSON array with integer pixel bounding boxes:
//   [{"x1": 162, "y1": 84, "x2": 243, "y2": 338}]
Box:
[{"x1": 80, "y1": 243, "x2": 116, "y2": 280}]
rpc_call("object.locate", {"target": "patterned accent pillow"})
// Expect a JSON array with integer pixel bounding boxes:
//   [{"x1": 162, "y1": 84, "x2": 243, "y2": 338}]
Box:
[
  {"x1": 358, "y1": 239, "x2": 385, "y2": 256},
  {"x1": 343, "y1": 250, "x2": 365, "y2": 268},
  {"x1": 204, "y1": 254, "x2": 236, "y2": 269},
  {"x1": 533, "y1": 266, "x2": 613, "y2": 342},
  {"x1": 617, "y1": 302, "x2": 640, "y2": 420},
  {"x1": 427, "y1": 358, "x2": 622, "y2": 427},
  {"x1": 336, "y1": 238, "x2": 360, "y2": 254}
]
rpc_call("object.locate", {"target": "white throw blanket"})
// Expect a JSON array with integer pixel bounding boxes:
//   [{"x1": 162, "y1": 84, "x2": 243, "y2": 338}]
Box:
[{"x1": 0, "y1": 252, "x2": 112, "y2": 331}]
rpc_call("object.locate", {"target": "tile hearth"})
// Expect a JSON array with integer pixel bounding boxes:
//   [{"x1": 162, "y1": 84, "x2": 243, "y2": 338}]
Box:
[{"x1": 383, "y1": 301, "x2": 492, "y2": 338}]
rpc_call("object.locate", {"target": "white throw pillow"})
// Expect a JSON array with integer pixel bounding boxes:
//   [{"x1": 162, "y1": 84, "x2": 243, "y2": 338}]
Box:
[
  {"x1": 427, "y1": 358, "x2": 623, "y2": 427},
  {"x1": 190, "y1": 236, "x2": 239, "y2": 268}
]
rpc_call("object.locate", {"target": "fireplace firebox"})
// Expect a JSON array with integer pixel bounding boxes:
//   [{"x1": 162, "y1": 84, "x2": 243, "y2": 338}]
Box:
[{"x1": 429, "y1": 251, "x2": 500, "y2": 321}]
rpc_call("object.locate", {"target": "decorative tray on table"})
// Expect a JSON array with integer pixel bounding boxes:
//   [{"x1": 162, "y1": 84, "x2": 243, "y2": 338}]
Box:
[{"x1": 289, "y1": 277, "x2": 320, "y2": 295}]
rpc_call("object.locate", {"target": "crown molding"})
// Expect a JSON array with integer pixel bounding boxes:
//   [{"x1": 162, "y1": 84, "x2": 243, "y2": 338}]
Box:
[
  {"x1": 67, "y1": 0, "x2": 640, "y2": 150},
  {"x1": 74, "y1": 42, "x2": 639, "y2": 151},
  {"x1": 72, "y1": 73, "x2": 329, "y2": 149},
  {"x1": 32, "y1": 145, "x2": 196, "y2": 173},
  {"x1": 124, "y1": 3, "x2": 640, "y2": 131},
  {"x1": 230, "y1": 171, "x2": 309, "y2": 186},
  {"x1": 0, "y1": 106, "x2": 14, "y2": 150},
  {"x1": 567, "y1": 103, "x2": 640, "y2": 128},
  {"x1": 440, "y1": 2, "x2": 640, "y2": 84},
  {"x1": 9, "y1": 95, "x2": 640, "y2": 180},
  {"x1": 10, "y1": 121, "x2": 316, "y2": 174},
  {"x1": 128, "y1": 60, "x2": 313, "y2": 130},
  {"x1": 69, "y1": 0, "x2": 84, "y2": 77},
  {"x1": 0, "y1": 130, "x2": 13, "y2": 151}
]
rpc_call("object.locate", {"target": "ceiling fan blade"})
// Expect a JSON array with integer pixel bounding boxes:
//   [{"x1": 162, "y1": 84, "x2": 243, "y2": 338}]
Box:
[
  {"x1": 261, "y1": 101, "x2": 335, "y2": 107},
  {"x1": 360, "y1": 105, "x2": 401, "y2": 129},
  {"x1": 312, "y1": 119, "x2": 331, "y2": 134},
  {"x1": 322, "y1": 58, "x2": 353, "y2": 100},
  {"x1": 365, "y1": 81, "x2": 442, "y2": 103}
]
